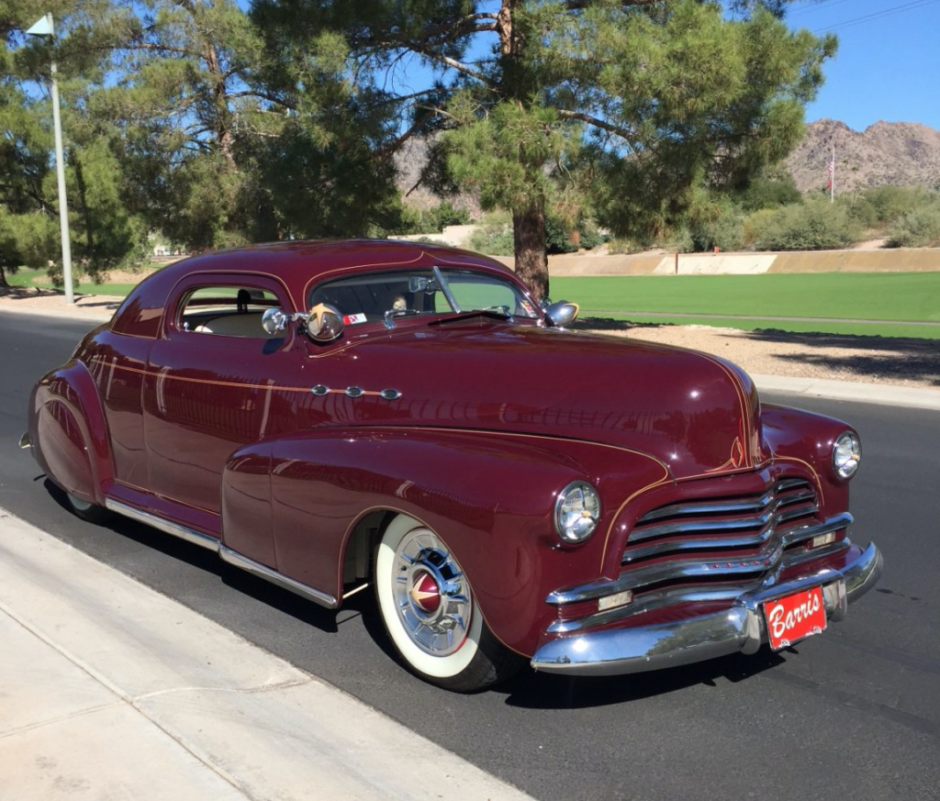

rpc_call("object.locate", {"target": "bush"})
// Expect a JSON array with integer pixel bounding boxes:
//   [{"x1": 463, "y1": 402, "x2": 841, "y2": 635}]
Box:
[
  {"x1": 467, "y1": 224, "x2": 514, "y2": 256},
  {"x1": 667, "y1": 228, "x2": 695, "y2": 254},
  {"x1": 690, "y1": 209, "x2": 745, "y2": 252},
  {"x1": 545, "y1": 216, "x2": 579, "y2": 254},
  {"x1": 745, "y1": 198, "x2": 861, "y2": 251},
  {"x1": 607, "y1": 237, "x2": 650, "y2": 254},
  {"x1": 737, "y1": 175, "x2": 802, "y2": 212},
  {"x1": 392, "y1": 201, "x2": 471, "y2": 235},
  {"x1": 886, "y1": 201, "x2": 940, "y2": 247},
  {"x1": 860, "y1": 186, "x2": 932, "y2": 226},
  {"x1": 578, "y1": 222, "x2": 606, "y2": 250}
]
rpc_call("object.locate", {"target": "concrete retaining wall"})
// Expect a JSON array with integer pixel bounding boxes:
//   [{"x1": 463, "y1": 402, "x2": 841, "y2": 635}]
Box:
[{"x1": 543, "y1": 248, "x2": 940, "y2": 276}]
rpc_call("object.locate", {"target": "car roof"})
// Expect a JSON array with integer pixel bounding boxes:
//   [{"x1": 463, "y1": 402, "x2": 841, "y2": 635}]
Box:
[{"x1": 110, "y1": 239, "x2": 517, "y2": 337}]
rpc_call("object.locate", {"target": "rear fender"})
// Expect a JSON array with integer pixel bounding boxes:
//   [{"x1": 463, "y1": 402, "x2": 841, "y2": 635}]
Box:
[
  {"x1": 222, "y1": 426, "x2": 669, "y2": 655},
  {"x1": 29, "y1": 360, "x2": 113, "y2": 505}
]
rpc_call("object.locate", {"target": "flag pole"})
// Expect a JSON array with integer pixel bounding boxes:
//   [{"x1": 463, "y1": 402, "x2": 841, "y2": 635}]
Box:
[{"x1": 830, "y1": 143, "x2": 835, "y2": 204}]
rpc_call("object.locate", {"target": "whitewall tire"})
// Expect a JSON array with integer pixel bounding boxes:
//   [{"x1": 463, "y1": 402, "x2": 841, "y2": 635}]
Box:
[
  {"x1": 65, "y1": 492, "x2": 109, "y2": 523},
  {"x1": 374, "y1": 514, "x2": 523, "y2": 692}
]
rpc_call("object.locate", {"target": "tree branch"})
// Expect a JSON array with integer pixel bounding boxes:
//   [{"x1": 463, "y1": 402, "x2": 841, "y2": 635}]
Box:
[
  {"x1": 557, "y1": 109, "x2": 633, "y2": 140},
  {"x1": 565, "y1": 0, "x2": 661, "y2": 9},
  {"x1": 372, "y1": 116, "x2": 428, "y2": 164},
  {"x1": 406, "y1": 43, "x2": 493, "y2": 85}
]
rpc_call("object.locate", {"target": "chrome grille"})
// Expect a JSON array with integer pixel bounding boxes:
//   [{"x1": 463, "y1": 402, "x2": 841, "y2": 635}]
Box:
[
  {"x1": 621, "y1": 478, "x2": 826, "y2": 588},
  {"x1": 545, "y1": 476, "x2": 853, "y2": 634}
]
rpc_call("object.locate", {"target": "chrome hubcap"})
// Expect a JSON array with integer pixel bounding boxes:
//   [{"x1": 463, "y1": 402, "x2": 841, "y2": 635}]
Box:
[{"x1": 393, "y1": 528, "x2": 472, "y2": 657}]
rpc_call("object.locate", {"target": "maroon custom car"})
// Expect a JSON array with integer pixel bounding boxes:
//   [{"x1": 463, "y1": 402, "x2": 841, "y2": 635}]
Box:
[{"x1": 23, "y1": 240, "x2": 882, "y2": 691}]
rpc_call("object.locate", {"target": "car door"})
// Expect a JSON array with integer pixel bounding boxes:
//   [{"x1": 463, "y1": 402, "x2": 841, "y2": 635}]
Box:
[{"x1": 142, "y1": 272, "x2": 306, "y2": 563}]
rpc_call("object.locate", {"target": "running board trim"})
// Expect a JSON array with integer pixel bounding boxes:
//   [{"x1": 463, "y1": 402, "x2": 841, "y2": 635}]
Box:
[
  {"x1": 219, "y1": 545, "x2": 338, "y2": 609},
  {"x1": 105, "y1": 499, "x2": 219, "y2": 551},
  {"x1": 105, "y1": 498, "x2": 338, "y2": 609}
]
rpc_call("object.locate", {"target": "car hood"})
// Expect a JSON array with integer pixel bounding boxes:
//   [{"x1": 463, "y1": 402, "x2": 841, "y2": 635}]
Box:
[{"x1": 318, "y1": 319, "x2": 761, "y2": 480}]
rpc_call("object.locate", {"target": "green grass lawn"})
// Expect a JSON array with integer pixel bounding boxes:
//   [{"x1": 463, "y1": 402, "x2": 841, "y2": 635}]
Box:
[
  {"x1": 4, "y1": 265, "x2": 160, "y2": 298},
  {"x1": 552, "y1": 273, "x2": 940, "y2": 323}
]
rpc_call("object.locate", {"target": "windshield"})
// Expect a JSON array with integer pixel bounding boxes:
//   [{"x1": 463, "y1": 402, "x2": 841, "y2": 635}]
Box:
[{"x1": 307, "y1": 267, "x2": 539, "y2": 326}]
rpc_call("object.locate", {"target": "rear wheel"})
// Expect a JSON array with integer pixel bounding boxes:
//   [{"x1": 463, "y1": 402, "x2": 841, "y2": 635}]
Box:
[
  {"x1": 65, "y1": 492, "x2": 110, "y2": 524},
  {"x1": 374, "y1": 514, "x2": 523, "y2": 692}
]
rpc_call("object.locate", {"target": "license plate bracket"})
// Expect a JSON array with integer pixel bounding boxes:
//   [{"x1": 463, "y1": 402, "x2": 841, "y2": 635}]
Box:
[{"x1": 763, "y1": 586, "x2": 827, "y2": 650}]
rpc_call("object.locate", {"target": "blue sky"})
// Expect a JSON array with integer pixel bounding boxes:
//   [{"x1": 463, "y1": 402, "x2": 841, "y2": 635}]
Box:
[
  {"x1": 790, "y1": 0, "x2": 940, "y2": 130},
  {"x1": 388, "y1": 0, "x2": 940, "y2": 132}
]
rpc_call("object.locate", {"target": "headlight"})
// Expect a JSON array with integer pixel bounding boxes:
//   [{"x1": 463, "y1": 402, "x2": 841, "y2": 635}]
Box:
[
  {"x1": 833, "y1": 431, "x2": 861, "y2": 480},
  {"x1": 554, "y1": 481, "x2": 601, "y2": 544}
]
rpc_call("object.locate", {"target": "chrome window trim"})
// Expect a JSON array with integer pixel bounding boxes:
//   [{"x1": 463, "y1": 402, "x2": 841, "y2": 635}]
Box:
[{"x1": 433, "y1": 265, "x2": 462, "y2": 314}]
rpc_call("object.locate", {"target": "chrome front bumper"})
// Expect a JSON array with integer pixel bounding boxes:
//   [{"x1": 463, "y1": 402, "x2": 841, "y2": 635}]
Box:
[{"x1": 530, "y1": 542, "x2": 883, "y2": 676}]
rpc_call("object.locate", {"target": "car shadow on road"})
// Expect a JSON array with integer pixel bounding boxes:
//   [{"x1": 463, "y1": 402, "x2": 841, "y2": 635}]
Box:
[
  {"x1": 44, "y1": 478, "x2": 343, "y2": 634},
  {"x1": 496, "y1": 650, "x2": 789, "y2": 710}
]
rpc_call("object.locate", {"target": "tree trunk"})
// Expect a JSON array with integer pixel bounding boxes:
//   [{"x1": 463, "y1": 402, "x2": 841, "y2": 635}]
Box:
[
  {"x1": 0, "y1": 266, "x2": 9, "y2": 289},
  {"x1": 513, "y1": 206, "x2": 549, "y2": 301}
]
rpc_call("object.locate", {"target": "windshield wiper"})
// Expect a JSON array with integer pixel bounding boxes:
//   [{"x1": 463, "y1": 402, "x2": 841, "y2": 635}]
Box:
[
  {"x1": 383, "y1": 308, "x2": 421, "y2": 329},
  {"x1": 428, "y1": 309, "x2": 513, "y2": 327}
]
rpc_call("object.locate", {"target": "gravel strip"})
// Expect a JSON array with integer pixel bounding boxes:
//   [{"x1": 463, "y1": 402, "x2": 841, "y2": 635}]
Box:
[{"x1": 579, "y1": 319, "x2": 940, "y2": 390}]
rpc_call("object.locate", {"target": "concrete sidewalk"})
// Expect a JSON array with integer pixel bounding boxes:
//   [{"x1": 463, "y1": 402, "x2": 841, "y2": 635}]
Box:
[{"x1": 0, "y1": 508, "x2": 533, "y2": 801}]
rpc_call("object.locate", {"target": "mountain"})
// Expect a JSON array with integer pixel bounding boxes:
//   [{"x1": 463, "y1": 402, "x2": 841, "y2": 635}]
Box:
[
  {"x1": 393, "y1": 138, "x2": 481, "y2": 215},
  {"x1": 784, "y1": 119, "x2": 940, "y2": 193},
  {"x1": 394, "y1": 119, "x2": 940, "y2": 208}
]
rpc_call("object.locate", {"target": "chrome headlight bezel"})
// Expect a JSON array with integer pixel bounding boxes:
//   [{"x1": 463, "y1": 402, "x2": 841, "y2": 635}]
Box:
[
  {"x1": 833, "y1": 430, "x2": 861, "y2": 480},
  {"x1": 554, "y1": 481, "x2": 601, "y2": 544}
]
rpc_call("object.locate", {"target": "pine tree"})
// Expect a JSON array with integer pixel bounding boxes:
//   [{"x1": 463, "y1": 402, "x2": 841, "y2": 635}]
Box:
[{"x1": 254, "y1": 0, "x2": 835, "y2": 299}]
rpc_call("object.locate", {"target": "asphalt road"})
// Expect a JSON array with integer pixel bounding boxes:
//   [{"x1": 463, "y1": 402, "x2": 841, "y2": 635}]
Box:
[{"x1": 2, "y1": 313, "x2": 938, "y2": 801}]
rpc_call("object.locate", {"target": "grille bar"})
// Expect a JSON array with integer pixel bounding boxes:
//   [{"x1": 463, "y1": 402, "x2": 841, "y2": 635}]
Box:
[
  {"x1": 547, "y1": 539, "x2": 852, "y2": 633},
  {"x1": 631, "y1": 478, "x2": 816, "y2": 539},
  {"x1": 623, "y1": 502, "x2": 820, "y2": 563},
  {"x1": 617, "y1": 514, "x2": 850, "y2": 591},
  {"x1": 547, "y1": 513, "x2": 852, "y2": 606}
]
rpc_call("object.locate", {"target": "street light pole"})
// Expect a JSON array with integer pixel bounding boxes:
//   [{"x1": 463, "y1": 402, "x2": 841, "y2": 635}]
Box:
[{"x1": 27, "y1": 13, "x2": 74, "y2": 304}]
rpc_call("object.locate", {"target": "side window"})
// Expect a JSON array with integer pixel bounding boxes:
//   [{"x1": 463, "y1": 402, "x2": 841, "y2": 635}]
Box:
[{"x1": 179, "y1": 286, "x2": 281, "y2": 338}]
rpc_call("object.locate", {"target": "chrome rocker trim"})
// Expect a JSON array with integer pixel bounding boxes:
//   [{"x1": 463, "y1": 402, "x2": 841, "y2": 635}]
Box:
[
  {"x1": 106, "y1": 499, "x2": 219, "y2": 551},
  {"x1": 219, "y1": 545, "x2": 338, "y2": 609},
  {"x1": 105, "y1": 499, "x2": 338, "y2": 609},
  {"x1": 530, "y1": 541, "x2": 883, "y2": 677}
]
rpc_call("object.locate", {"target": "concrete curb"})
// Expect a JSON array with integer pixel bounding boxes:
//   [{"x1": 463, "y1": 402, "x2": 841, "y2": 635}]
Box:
[
  {"x1": 0, "y1": 507, "x2": 534, "y2": 801},
  {"x1": 0, "y1": 299, "x2": 116, "y2": 323},
  {"x1": 752, "y1": 374, "x2": 940, "y2": 412}
]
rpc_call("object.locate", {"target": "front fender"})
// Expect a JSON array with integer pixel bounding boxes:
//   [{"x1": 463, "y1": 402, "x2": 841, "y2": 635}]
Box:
[
  {"x1": 222, "y1": 426, "x2": 669, "y2": 656},
  {"x1": 761, "y1": 404, "x2": 854, "y2": 515},
  {"x1": 29, "y1": 359, "x2": 114, "y2": 504}
]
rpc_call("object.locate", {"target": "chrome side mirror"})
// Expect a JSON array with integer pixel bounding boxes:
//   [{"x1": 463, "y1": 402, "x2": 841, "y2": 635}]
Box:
[
  {"x1": 305, "y1": 303, "x2": 345, "y2": 343},
  {"x1": 262, "y1": 307, "x2": 290, "y2": 335},
  {"x1": 545, "y1": 300, "x2": 580, "y2": 328}
]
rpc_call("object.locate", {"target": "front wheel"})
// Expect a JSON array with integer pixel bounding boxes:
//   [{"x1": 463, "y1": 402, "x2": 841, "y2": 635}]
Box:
[{"x1": 374, "y1": 514, "x2": 523, "y2": 692}]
